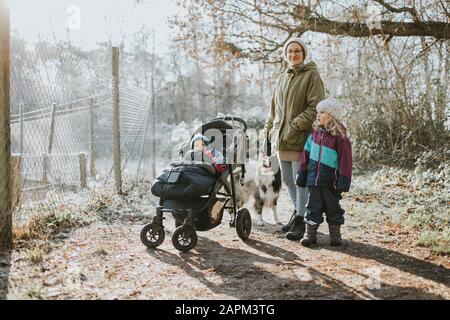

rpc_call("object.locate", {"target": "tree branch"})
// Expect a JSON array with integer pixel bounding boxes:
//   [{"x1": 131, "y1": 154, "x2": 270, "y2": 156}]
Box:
[
  {"x1": 372, "y1": 0, "x2": 420, "y2": 22},
  {"x1": 438, "y1": 0, "x2": 450, "y2": 19},
  {"x1": 292, "y1": 11, "x2": 449, "y2": 39}
]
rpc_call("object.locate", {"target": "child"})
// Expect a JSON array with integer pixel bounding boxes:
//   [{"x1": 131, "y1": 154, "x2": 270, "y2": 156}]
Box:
[
  {"x1": 296, "y1": 98, "x2": 352, "y2": 247},
  {"x1": 188, "y1": 133, "x2": 227, "y2": 173}
]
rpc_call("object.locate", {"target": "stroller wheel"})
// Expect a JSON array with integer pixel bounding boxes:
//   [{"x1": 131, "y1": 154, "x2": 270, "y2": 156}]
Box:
[
  {"x1": 140, "y1": 223, "x2": 165, "y2": 248},
  {"x1": 236, "y1": 208, "x2": 252, "y2": 240},
  {"x1": 172, "y1": 225, "x2": 198, "y2": 252}
]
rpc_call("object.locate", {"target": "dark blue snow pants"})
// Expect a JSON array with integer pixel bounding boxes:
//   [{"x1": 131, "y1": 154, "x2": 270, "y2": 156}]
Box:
[{"x1": 304, "y1": 187, "x2": 345, "y2": 225}]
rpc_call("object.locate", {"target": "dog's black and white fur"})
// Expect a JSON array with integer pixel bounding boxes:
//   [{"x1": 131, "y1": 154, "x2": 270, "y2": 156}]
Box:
[{"x1": 234, "y1": 153, "x2": 282, "y2": 225}]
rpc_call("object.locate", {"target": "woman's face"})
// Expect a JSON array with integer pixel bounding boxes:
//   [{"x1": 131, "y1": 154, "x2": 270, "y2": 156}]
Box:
[
  {"x1": 316, "y1": 110, "x2": 332, "y2": 127},
  {"x1": 286, "y1": 42, "x2": 304, "y2": 66}
]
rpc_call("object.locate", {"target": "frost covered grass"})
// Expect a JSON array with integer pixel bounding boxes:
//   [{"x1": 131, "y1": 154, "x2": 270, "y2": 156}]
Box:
[
  {"x1": 414, "y1": 230, "x2": 450, "y2": 255},
  {"x1": 12, "y1": 179, "x2": 155, "y2": 250},
  {"x1": 369, "y1": 162, "x2": 450, "y2": 255},
  {"x1": 24, "y1": 286, "x2": 42, "y2": 300},
  {"x1": 13, "y1": 202, "x2": 91, "y2": 245},
  {"x1": 13, "y1": 187, "x2": 116, "y2": 246},
  {"x1": 94, "y1": 244, "x2": 108, "y2": 256},
  {"x1": 25, "y1": 246, "x2": 46, "y2": 264}
]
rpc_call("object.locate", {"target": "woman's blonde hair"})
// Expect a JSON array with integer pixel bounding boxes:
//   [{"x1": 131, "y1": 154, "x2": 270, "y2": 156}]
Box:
[{"x1": 313, "y1": 114, "x2": 347, "y2": 137}]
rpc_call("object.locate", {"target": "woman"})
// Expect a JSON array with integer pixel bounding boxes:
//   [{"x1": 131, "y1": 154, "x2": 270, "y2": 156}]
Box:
[{"x1": 263, "y1": 37, "x2": 325, "y2": 240}]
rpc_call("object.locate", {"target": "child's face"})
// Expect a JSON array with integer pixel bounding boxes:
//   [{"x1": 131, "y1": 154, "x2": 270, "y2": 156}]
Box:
[
  {"x1": 316, "y1": 110, "x2": 332, "y2": 127},
  {"x1": 193, "y1": 140, "x2": 206, "y2": 150}
]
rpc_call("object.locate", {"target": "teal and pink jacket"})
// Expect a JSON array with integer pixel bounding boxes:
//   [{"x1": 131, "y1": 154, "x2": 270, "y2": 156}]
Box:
[{"x1": 297, "y1": 127, "x2": 352, "y2": 192}]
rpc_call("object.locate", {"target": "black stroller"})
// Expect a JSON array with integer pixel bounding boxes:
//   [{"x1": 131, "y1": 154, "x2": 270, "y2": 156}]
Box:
[{"x1": 140, "y1": 116, "x2": 251, "y2": 252}]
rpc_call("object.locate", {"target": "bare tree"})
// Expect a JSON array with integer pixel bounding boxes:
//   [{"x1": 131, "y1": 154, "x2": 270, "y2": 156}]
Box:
[{"x1": 173, "y1": 0, "x2": 449, "y2": 62}]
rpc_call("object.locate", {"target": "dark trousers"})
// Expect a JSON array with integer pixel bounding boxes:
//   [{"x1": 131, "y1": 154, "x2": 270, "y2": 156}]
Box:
[{"x1": 304, "y1": 187, "x2": 345, "y2": 225}]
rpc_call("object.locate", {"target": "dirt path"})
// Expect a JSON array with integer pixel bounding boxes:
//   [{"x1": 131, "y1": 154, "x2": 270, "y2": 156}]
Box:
[{"x1": 1, "y1": 173, "x2": 449, "y2": 300}]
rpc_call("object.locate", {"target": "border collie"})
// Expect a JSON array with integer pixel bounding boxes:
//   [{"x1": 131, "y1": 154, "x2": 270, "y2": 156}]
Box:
[{"x1": 234, "y1": 152, "x2": 282, "y2": 225}]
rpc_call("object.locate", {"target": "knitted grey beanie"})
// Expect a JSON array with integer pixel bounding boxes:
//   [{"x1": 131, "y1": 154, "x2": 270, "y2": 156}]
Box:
[
  {"x1": 283, "y1": 37, "x2": 308, "y2": 59},
  {"x1": 316, "y1": 98, "x2": 346, "y2": 121}
]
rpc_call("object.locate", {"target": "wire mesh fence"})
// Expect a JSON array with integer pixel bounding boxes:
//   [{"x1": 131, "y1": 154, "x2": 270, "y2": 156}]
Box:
[{"x1": 7, "y1": 43, "x2": 155, "y2": 213}]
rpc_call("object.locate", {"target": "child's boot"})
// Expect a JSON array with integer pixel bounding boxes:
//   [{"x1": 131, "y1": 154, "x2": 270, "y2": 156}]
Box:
[
  {"x1": 329, "y1": 224, "x2": 343, "y2": 246},
  {"x1": 300, "y1": 222, "x2": 318, "y2": 247}
]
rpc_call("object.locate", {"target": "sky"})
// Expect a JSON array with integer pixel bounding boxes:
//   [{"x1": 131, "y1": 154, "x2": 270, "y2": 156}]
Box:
[{"x1": 9, "y1": 0, "x2": 182, "y2": 53}]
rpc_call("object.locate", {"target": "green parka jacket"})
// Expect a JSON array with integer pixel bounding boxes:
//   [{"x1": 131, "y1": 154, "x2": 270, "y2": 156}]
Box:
[{"x1": 264, "y1": 62, "x2": 325, "y2": 154}]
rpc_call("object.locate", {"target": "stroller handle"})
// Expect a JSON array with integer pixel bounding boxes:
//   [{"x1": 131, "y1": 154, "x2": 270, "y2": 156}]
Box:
[{"x1": 212, "y1": 116, "x2": 247, "y2": 131}]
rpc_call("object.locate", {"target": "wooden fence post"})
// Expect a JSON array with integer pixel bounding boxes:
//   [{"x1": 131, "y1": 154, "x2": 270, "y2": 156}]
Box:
[
  {"x1": 89, "y1": 97, "x2": 97, "y2": 179},
  {"x1": 42, "y1": 153, "x2": 49, "y2": 184},
  {"x1": 136, "y1": 97, "x2": 151, "y2": 181},
  {"x1": 112, "y1": 47, "x2": 122, "y2": 194},
  {"x1": 256, "y1": 129, "x2": 260, "y2": 159},
  {"x1": 0, "y1": 0, "x2": 11, "y2": 252},
  {"x1": 43, "y1": 103, "x2": 57, "y2": 184},
  {"x1": 148, "y1": 31, "x2": 156, "y2": 181},
  {"x1": 11, "y1": 154, "x2": 21, "y2": 208},
  {"x1": 79, "y1": 152, "x2": 87, "y2": 189},
  {"x1": 19, "y1": 102, "x2": 23, "y2": 155},
  {"x1": 48, "y1": 102, "x2": 57, "y2": 154}
]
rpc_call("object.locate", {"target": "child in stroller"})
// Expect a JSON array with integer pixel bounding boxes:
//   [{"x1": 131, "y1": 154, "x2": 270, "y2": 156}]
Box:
[
  {"x1": 141, "y1": 117, "x2": 252, "y2": 252},
  {"x1": 188, "y1": 133, "x2": 227, "y2": 174}
]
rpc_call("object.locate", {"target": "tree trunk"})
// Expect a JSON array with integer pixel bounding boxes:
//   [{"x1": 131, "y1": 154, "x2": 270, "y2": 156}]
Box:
[
  {"x1": 0, "y1": 0, "x2": 11, "y2": 253},
  {"x1": 112, "y1": 46, "x2": 122, "y2": 195}
]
